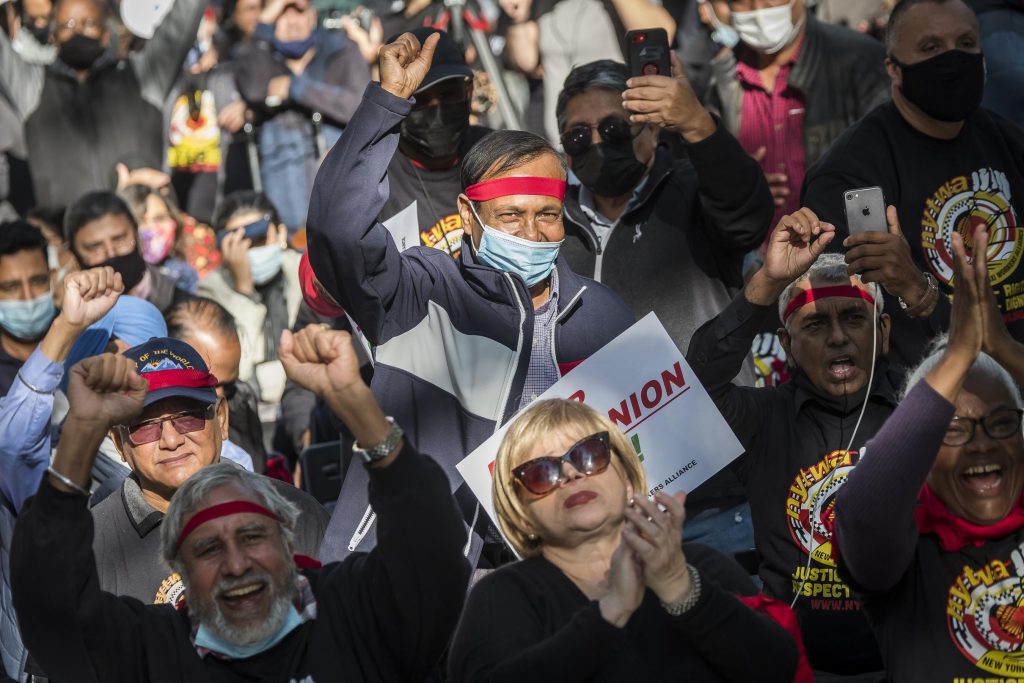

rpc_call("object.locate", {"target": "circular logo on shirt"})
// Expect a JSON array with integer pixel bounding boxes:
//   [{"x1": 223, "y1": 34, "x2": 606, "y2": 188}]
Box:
[
  {"x1": 786, "y1": 449, "x2": 860, "y2": 567},
  {"x1": 920, "y1": 168, "x2": 1023, "y2": 288},
  {"x1": 154, "y1": 571, "x2": 186, "y2": 608},
  {"x1": 947, "y1": 547, "x2": 1024, "y2": 676}
]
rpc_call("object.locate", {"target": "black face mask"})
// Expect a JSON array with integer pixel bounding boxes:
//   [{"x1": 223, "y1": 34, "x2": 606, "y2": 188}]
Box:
[
  {"x1": 895, "y1": 49, "x2": 985, "y2": 123},
  {"x1": 401, "y1": 101, "x2": 471, "y2": 161},
  {"x1": 97, "y1": 250, "x2": 147, "y2": 291},
  {"x1": 570, "y1": 141, "x2": 648, "y2": 198},
  {"x1": 26, "y1": 23, "x2": 50, "y2": 45},
  {"x1": 58, "y1": 33, "x2": 105, "y2": 71}
]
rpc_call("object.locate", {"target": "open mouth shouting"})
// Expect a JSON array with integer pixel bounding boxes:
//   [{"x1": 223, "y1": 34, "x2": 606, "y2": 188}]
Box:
[{"x1": 826, "y1": 354, "x2": 858, "y2": 383}]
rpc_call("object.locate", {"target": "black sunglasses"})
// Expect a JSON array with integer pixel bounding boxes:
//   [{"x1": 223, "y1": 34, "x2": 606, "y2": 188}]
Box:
[
  {"x1": 512, "y1": 432, "x2": 613, "y2": 497},
  {"x1": 560, "y1": 116, "x2": 639, "y2": 157}
]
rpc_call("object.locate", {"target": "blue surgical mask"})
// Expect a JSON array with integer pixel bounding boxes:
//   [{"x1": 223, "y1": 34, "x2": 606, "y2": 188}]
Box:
[
  {"x1": 272, "y1": 33, "x2": 316, "y2": 60},
  {"x1": 0, "y1": 291, "x2": 55, "y2": 341},
  {"x1": 195, "y1": 604, "x2": 303, "y2": 659},
  {"x1": 248, "y1": 244, "x2": 284, "y2": 286},
  {"x1": 703, "y1": 2, "x2": 739, "y2": 48},
  {"x1": 471, "y1": 204, "x2": 562, "y2": 287}
]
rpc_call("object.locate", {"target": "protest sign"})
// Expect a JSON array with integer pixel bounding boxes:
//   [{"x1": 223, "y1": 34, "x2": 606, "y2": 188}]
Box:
[{"x1": 456, "y1": 313, "x2": 743, "y2": 525}]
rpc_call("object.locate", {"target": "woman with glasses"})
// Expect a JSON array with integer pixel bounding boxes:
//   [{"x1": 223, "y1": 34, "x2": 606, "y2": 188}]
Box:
[
  {"x1": 448, "y1": 398, "x2": 804, "y2": 682},
  {"x1": 833, "y1": 226, "x2": 1024, "y2": 682}
]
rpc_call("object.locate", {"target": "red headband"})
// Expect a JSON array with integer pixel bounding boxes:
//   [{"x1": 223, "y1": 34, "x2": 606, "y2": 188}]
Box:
[
  {"x1": 142, "y1": 368, "x2": 218, "y2": 392},
  {"x1": 177, "y1": 500, "x2": 280, "y2": 550},
  {"x1": 464, "y1": 176, "x2": 566, "y2": 202},
  {"x1": 782, "y1": 285, "x2": 876, "y2": 324}
]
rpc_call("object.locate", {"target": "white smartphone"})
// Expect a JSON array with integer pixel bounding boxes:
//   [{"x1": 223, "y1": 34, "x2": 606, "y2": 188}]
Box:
[{"x1": 843, "y1": 187, "x2": 887, "y2": 235}]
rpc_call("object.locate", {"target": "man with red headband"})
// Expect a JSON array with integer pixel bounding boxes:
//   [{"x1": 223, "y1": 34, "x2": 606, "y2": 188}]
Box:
[
  {"x1": 305, "y1": 32, "x2": 634, "y2": 567},
  {"x1": 86, "y1": 337, "x2": 328, "y2": 608},
  {"x1": 685, "y1": 207, "x2": 901, "y2": 677},
  {"x1": 11, "y1": 326, "x2": 469, "y2": 681}
]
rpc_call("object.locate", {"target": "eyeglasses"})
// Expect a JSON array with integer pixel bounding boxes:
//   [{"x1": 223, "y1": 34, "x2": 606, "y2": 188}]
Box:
[
  {"x1": 54, "y1": 17, "x2": 104, "y2": 36},
  {"x1": 512, "y1": 432, "x2": 613, "y2": 497},
  {"x1": 560, "y1": 116, "x2": 640, "y2": 157},
  {"x1": 121, "y1": 404, "x2": 216, "y2": 446},
  {"x1": 944, "y1": 408, "x2": 1023, "y2": 447}
]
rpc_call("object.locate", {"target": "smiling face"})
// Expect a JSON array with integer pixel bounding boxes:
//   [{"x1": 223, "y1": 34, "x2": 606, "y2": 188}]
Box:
[
  {"x1": 114, "y1": 397, "x2": 229, "y2": 506},
  {"x1": 179, "y1": 482, "x2": 297, "y2": 645},
  {"x1": 515, "y1": 429, "x2": 632, "y2": 551},
  {"x1": 928, "y1": 374, "x2": 1024, "y2": 526},
  {"x1": 458, "y1": 152, "x2": 567, "y2": 251},
  {"x1": 779, "y1": 278, "x2": 891, "y2": 398}
]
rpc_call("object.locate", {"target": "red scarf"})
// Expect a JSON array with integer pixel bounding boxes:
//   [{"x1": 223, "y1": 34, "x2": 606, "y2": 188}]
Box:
[{"x1": 915, "y1": 484, "x2": 1024, "y2": 551}]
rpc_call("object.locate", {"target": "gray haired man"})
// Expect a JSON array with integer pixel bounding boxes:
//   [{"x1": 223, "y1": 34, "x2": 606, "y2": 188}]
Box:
[
  {"x1": 11, "y1": 325, "x2": 469, "y2": 682},
  {"x1": 685, "y1": 207, "x2": 899, "y2": 676}
]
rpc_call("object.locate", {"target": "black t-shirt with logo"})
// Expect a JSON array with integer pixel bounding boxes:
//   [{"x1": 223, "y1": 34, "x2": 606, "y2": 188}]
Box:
[
  {"x1": 803, "y1": 101, "x2": 1024, "y2": 369},
  {"x1": 687, "y1": 293, "x2": 897, "y2": 674},
  {"x1": 849, "y1": 531, "x2": 1024, "y2": 682},
  {"x1": 379, "y1": 126, "x2": 491, "y2": 258}
]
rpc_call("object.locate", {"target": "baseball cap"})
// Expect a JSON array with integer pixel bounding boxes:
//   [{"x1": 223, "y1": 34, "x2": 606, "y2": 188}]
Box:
[
  {"x1": 387, "y1": 28, "x2": 473, "y2": 94},
  {"x1": 122, "y1": 337, "x2": 219, "y2": 408}
]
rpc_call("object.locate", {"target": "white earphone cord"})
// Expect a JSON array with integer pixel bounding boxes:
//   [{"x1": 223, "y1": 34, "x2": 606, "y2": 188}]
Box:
[{"x1": 789, "y1": 299, "x2": 879, "y2": 609}]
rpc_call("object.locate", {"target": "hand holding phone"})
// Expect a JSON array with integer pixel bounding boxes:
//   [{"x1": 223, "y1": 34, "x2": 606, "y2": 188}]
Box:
[
  {"x1": 626, "y1": 29, "x2": 671, "y2": 78},
  {"x1": 843, "y1": 187, "x2": 887, "y2": 235}
]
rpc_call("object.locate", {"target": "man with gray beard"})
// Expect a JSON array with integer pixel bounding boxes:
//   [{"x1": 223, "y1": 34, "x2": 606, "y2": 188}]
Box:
[{"x1": 10, "y1": 325, "x2": 470, "y2": 682}]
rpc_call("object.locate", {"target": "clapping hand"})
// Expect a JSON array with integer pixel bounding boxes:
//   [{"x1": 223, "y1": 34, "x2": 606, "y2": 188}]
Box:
[
  {"x1": 622, "y1": 491, "x2": 693, "y2": 606},
  {"x1": 378, "y1": 31, "x2": 440, "y2": 100},
  {"x1": 60, "y1": 267, "x2": 123, "y2": 330},
  {"x1": 946, "y1": 228, "x2": 988, "y2": 365},
  {"x1": 598, "y1": 538, "x2": 645, "y2": 627},
  {"x1": 622, "y1": 52, "x2": 716, "y2": 143}
]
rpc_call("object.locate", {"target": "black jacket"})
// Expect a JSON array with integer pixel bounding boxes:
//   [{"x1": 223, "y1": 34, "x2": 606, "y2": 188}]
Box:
[
  {"x1": 561, "y1": 124, "x2": 773, "y2": 362},
  {"x1": 235, "y1": 24, "x2": 369, "y2": 131},
  {"x1": 18, "y1": 0, "x2": 204, "y2": 207},
  {"x1": 12, "y1": 444, "x2": 469, "y2": 683},
  {"x1": 704, "y1": 14, "x2": 889, "y2": 167}
]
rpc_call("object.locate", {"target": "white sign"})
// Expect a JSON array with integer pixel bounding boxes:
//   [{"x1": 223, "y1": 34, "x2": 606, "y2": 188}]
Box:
[
  {"x1": 456, "y1": 313, "x2": 743, "y2": 526},
  {"x1": 383, "y1": 201, "x2": 420, "y2": 252}
]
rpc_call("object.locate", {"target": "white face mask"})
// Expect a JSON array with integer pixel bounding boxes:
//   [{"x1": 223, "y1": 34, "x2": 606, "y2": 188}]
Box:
[{"x1": 731, "y1": 0, "x2": 802, "y2": 54}]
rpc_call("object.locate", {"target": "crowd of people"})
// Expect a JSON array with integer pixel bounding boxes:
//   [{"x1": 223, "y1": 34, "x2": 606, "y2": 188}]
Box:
[{"x1": 0, "y1": 0, "x2": 1022, "y2": 680}]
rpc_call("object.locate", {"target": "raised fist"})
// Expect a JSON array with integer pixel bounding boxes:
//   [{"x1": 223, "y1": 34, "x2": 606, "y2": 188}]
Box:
[
  {"x1": 279, "y1": 325, "x2": 364, "y2": 400},
  {"x1": 66, "y1": 353, "x2": 148, "y2": 430},
  {"x1": 378, "y1": 31, "x2": 440, "y2": 101},
  {"x1": 61, "y1": 267, "x2": 124, "y2": 330}
]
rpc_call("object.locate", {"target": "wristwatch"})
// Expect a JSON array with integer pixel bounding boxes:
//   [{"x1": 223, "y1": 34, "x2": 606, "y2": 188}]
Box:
[
  {"x1": 661, "y1": 564, "x2": 702, "y2": 616},
  {"x1": 899, "y1": 272, "x2": 939, "y2": 318},
  {"x1": 352, "y1": 417, "x2": 404, "y2": 463}
]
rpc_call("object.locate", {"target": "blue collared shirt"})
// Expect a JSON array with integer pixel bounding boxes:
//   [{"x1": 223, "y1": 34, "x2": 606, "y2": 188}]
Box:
[{"x1": 0, "y1": 347, "x2": 63, "y2": 512}]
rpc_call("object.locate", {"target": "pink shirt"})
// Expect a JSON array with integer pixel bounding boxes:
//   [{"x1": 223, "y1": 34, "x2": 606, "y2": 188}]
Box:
[{"x1": 735, "y1": 40, "x2": 807, "y2": 227}]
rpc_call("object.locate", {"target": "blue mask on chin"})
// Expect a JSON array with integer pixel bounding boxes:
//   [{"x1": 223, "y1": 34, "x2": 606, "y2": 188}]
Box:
[
  {"x1": 195, "y1": 604, "x2": 303, "y2": 659},
  {"x1": 272, "y1": 33, "x2": 316, "y2": 59},
  {"x1": 471, "y1": 204, "x2": 562, "y2": 287}
]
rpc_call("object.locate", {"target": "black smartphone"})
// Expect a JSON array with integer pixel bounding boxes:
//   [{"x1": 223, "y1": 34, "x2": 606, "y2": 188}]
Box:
[
  {"x1": 626, "y1": 28, "x2": 671, "y2": 78},
  {"x1": 843, "y1": 186, "x2": 887, "y2": 235}
]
